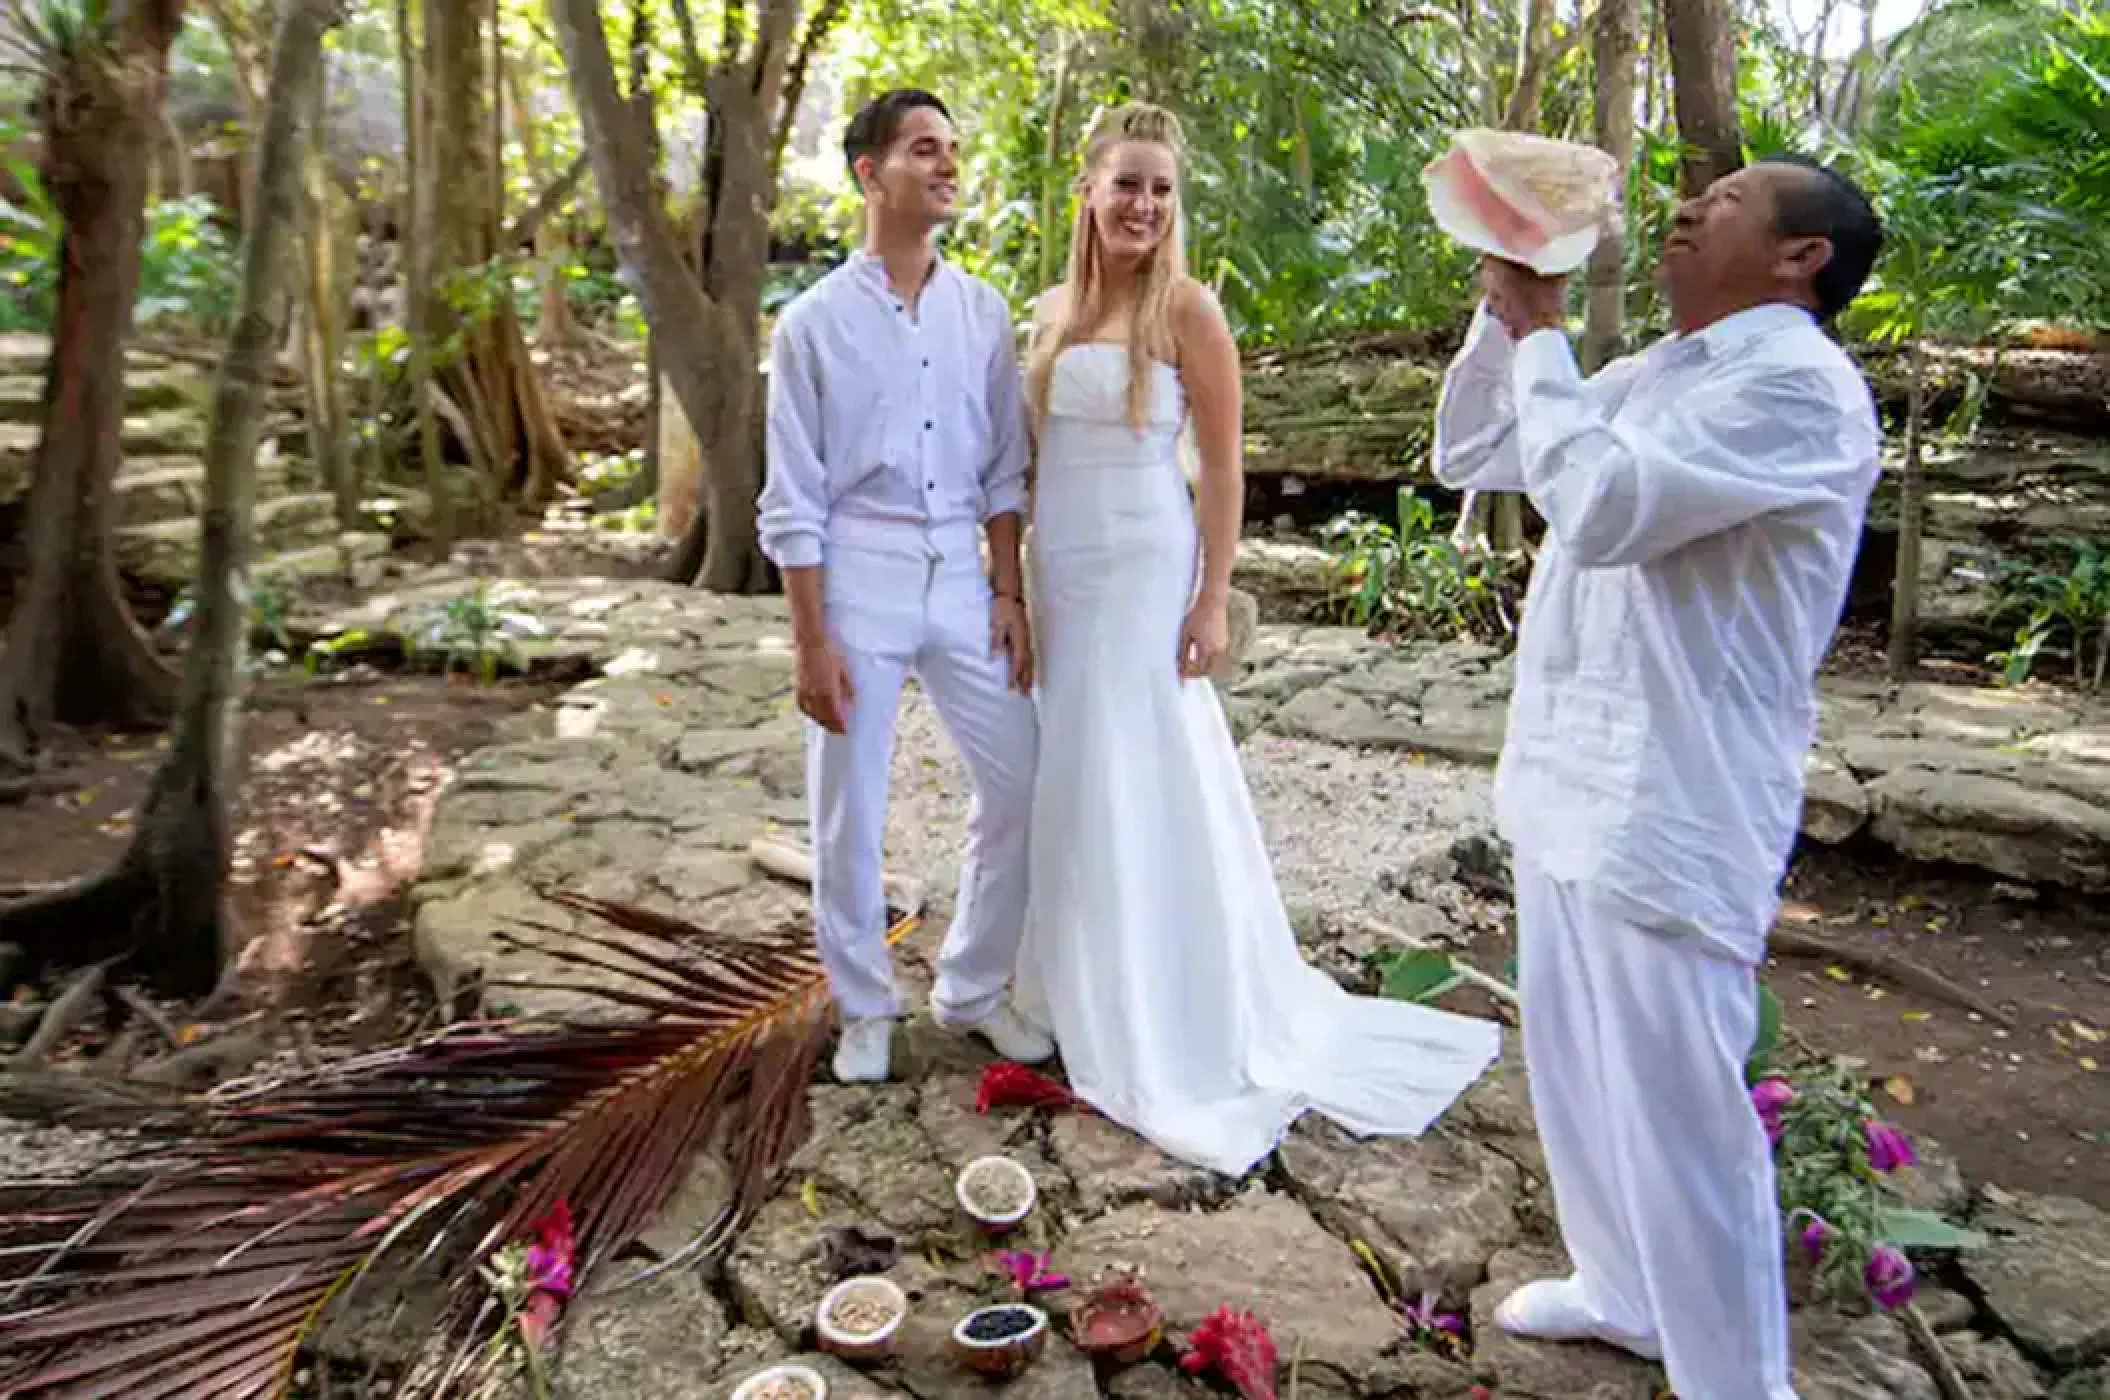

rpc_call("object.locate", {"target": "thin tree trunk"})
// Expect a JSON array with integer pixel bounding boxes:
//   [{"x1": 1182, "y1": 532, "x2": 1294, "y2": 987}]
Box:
[
  {"x1": 0, "y1": 0, "x2": 187, "y2": 770},
  {"x1": 0, "y1": 0, "x2": 337, "y2": 997},
  {"x1": 302, "y1": 64, "x2": 357, "y2": 528},
  {"x1": 401, "y1": 0, "x2": 451, "y2": 547},
  {"x1": 1040, "y1": 34, "x2": 1077, "y2": 290},
  {"x1": 769, "y1": 0, "x2": 845, "y2": 180},
  {"x1": 548, "y1": 0, "x2": 744, "y2": 575},
  {"x1": 506, "y1": 58, "x2": 582, "y2": 347},
  {"x1": 1503, "y1": 0, "x2": 1558, "y2": 130},
  {"x1": 1664, "y1": 0, "x2": 1743, "y2": 195},
  {"x1": 1581, "y1": 0, "x2": 1639, "y2": 373},
  {"x1": 1887, "y1": 342, "x2": 1927, "y2": 679}
]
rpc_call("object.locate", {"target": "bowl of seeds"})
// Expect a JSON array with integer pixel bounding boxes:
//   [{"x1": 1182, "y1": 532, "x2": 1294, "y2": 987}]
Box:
[
  {"x1": 814, "y1": 1275, "x2": 908, "y2": 1361},
  {"x1": 954, "y1": 1155, "x2": 1037, "y2": 1233},
  {"x1": 730, "y1": 1362, "x2": 828, "y2": 1400},
  {"x1": 950, "y1": 1302, "x2": 1050, "y2": 1377}
]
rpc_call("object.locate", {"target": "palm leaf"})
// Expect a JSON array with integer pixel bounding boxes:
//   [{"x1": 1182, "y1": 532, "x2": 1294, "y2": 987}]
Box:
[{"x1": 0, "y1": 891, "x2": 921, "y2": 1397}]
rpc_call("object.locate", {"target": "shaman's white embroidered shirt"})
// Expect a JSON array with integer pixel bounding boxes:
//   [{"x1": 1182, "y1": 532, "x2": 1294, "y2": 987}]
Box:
[
  {"x1": 1435, "y1": 302, "x2": 1881, "y2": 963},
  {"x1": 758, "y1": 251, "x2": 1030, "y2": 569}
]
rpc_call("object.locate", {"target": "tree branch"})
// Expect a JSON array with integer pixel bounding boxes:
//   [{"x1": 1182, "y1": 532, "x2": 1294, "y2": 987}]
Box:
[
  {"x1": 504, "y1": 150, "x2": 591, "y2": 248},
  {"x1": 770, "y1": 0, "x2": 845, "y2": 177}
]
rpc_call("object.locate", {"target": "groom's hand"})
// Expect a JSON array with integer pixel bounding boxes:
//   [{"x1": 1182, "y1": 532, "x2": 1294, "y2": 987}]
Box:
[
  {"x1": 991, "y1": 594, "x2": 1035, "y2": 693},
  {"x1": 795, "y1": 641, "x2": 855, "y2": 734}
]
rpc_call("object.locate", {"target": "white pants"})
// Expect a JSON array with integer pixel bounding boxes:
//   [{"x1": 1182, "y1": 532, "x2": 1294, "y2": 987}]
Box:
[
  {"x1": 806, "y1": 542, "x2": 1038, "y2": 1022},
  {"x1": 1514, "y1": 861, "x2": 1799, "y2": 1400}
]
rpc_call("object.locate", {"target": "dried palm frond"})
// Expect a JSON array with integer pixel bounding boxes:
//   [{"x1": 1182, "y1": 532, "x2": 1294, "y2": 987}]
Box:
[{"x1": 0, "y1": 891, "x2": 919, "y2": 1398}]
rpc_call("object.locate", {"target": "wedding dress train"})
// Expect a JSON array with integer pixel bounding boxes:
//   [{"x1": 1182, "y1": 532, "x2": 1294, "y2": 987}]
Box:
[{"x1": 1016, "y1": 342, "x2": 1503, "y2": 1177}]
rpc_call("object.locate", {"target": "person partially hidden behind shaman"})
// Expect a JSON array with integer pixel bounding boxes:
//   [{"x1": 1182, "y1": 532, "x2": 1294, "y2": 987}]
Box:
[
  {"x1": 1435, "y1": 157, "x2": 1884, "y2": 1398},
  {"x1": 756, "y1": 88, "x2": 1053, "y2": 1083}
]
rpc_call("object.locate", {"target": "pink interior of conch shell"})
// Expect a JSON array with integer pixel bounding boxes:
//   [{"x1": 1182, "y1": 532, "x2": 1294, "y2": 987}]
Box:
[{"x1": 1421, "y1": 136, "x2": 1618, "y2": 277}]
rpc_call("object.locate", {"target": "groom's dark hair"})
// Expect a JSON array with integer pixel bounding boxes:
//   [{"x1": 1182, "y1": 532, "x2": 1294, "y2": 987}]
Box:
[{"x1": 844, "y1": 88, "x2": 952, "y2": 179}]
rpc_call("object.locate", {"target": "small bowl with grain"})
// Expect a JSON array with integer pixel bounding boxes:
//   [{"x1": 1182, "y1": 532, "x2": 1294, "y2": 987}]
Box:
[
  {"x1": 729, "y1": 1362, "x2": 829, "y2": 1400},
  {"x1": 954, "y1": 1155, "x2": 1037, "y2": 1233},
  {"x1": 813, "y1": 1275, "x2": 908, "y2": 1361}
]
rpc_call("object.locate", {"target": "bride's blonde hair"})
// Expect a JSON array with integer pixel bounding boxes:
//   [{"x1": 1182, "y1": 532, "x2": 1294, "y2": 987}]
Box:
[{"x1": 1026, "y1": 102, "x2": 1188, "y2": 430}]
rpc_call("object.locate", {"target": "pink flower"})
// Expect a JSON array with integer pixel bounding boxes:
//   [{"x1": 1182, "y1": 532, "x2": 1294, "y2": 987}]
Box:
[
  {"x1": 524, "y1": 1200, "x2": 577, "y2": 1299},
  {"x1": 1751, "y1": 1078, "x2": 1796, "y2": 1145},
  {"x1": 519, "y1": 1289, "x2": 563, "y2": 1349},
  {"x1": 1798, "y1": 1216, "x2": 1833, "y2": 1263},
  {"x1": 995, "y1": 1249, "x2": 1070, "y2": 1293},
  {"x1": 1864, "y1": 1244, "x2": 1916, "y2": 1311},
  {"x1": 1399, "y1": 1290, "x2": 1464, "y2": 1339},
  {"x1": 1864, "y1": 1121, "x2": 1917, "y2": 1174}
]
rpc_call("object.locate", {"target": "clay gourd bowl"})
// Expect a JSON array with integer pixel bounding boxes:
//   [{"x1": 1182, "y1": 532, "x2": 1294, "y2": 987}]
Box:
[
  {"x1": 949, "y1": 1304, "x2": 1050, "y2": 1379},
  {"x1": 1071, "y1": 1291, "x2": 1165, "y2": 1366},
  {"x1": 953, "y1": 1155, "x2": 1038, "y2": 1235},
  {"x1": 813, "y1": 1276, "x2": 908, "y2": 1362},
  {"x1": 729, "y1": 1362, "x2": 829, "y2": 1400}
]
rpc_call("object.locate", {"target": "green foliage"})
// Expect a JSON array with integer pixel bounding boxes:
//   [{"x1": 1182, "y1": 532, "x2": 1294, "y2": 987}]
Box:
[
  {"x1": 1988, "y1": 538, "x2": 2110, "y2": 689},
  {"x1": 1761, "y1": 1058, "x2": 1982, "y2": 1313},
  {"x1": 1747, "y1": 985, "x2": 1784, "y2": 1082},
  {"x1": 1374, "y1": 948, "x2": 1466, "y2": 1004},
  {"x1": 414, "y1": 580, "x2": 550, "y2": 683},
  {"x1": 136, "y1": 195, "x2": 240, "y2": 335},
  {"x1": 0, "y1": 129, "x2": 59, "y2": 331},
  {"x1": 1321, "y1": 488, "x2": 1521, "y2": 645}
]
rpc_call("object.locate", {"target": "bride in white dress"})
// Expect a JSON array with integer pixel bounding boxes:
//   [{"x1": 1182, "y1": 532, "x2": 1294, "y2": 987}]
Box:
[{"x1": 1014, "y1": 102, "x2": 1502, "y2": 1178}]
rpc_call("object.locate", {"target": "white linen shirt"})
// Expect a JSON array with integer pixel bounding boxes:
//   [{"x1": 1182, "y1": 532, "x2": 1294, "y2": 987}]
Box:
[
  {"x1": 1435, "y1": 301, "x2": 1881, "y2": 963},
  {"x1": 757, "y1": 251, "x2": 1030, "y2": 569}
]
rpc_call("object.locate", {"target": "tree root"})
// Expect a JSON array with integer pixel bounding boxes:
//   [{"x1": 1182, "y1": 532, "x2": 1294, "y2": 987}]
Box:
[
  {"x1": 1901, "y1": 1301, "x2": 1977, "y2": 1400},
  {"x1": 0, "y1": 771, "x2": 80, "y2": 805},
  {"x1": 133, "y1": 1029, "x2": 266, "y2": 1088},
  {"x1": 0, "y1": 1067, "x2": 191, "y2": 1129},
  {"x1": 9, "y1": 961, "x2": 112, "y2": 1066},
  {"x1": 1769, "y1": 929, "x2": 2016, "y2": 1028}
]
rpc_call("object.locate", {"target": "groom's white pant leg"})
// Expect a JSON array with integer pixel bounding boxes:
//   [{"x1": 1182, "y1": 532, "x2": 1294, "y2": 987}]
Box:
[
  {"x1": 915, "y1": 561, "x2": 1038, "y2": 1024},
  {"x1": 807, "y1": 546, "x2": 922, "y2": 1023},
  {"x1": 1519, "y1": 863, "x2": 1799, "y2": 1400}
]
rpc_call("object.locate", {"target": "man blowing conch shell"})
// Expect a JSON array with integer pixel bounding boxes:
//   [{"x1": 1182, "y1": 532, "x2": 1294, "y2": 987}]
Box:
[{"x1": 1431, "y1": 143, "x2": 1885, "y2": 1399}]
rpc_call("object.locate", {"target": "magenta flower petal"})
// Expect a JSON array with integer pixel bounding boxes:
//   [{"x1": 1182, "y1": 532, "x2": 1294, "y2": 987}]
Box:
[
  {"x1": 1864, "y1": 1243, "x2": 1916, "y2": 1311},
  {"x1": 1799, "y1": 1216, "x2": 1833, "y2": 1264},
  {"x1": 1864, "y1": 1120, "x2": 1917, "y2": 1174},
  {"x1": 1750, "y1": 1078, "x2": 1796, "y2": 1115}
]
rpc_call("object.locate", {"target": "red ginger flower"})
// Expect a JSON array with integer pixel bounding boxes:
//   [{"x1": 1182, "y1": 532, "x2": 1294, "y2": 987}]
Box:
[
  {"x1": 976, "y1": 1062, "x2": 1080, "y2": 1114},
  {"x1": 1179, "y1": 1307, "x2": 1280, "y2": 1400}
]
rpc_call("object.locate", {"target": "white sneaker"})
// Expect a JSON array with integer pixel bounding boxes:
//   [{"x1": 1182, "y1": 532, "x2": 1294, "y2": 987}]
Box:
[
  {"x1": 934, "y1": 1003, "x2": 1055, "y2": 1065},
  {"x1": 833, "y1": 1017, "x2": 894, "y2": 1083},
  {"x1": 1494, "y1": 1277, "x2": 1663, "y2": 1361}
]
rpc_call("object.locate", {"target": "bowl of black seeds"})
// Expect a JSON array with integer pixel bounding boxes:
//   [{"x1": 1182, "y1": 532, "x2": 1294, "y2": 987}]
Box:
[{"x1": 950, "y1": 1302, "x2": 1050, "y2": 1377}]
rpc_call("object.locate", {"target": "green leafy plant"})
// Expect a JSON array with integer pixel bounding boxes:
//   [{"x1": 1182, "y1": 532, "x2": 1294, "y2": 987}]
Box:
[
  {"x1": 158, "y1": 576, "x2": 296, "y2": 671},
  {"x1": 1988, "y1": 539, "x2": 2110, "y2": 690},
  {"x1": 135, "y1": 195, "x2": 240, "y2": 335},
  {"x1": 1322, "y1": 488, "x2": 1520, "y2": 645},
  {"x1": 1755, "y1": 1058, "x2": 1985, "y2": 1314},
  {"x1": 414, "y1": 580, "x2": 550, "y2": 683}
]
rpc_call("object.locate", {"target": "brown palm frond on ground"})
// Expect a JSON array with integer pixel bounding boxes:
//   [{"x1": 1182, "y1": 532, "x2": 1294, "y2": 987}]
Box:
[{"x1": 0, "y1": 893, "x2": 919, "y2": 1398}]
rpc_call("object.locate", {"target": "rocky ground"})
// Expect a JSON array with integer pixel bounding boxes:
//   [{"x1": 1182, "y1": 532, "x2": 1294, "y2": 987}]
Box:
[{"x1": 219, "y1": 571, "x2": 2105, "y2": 1400}]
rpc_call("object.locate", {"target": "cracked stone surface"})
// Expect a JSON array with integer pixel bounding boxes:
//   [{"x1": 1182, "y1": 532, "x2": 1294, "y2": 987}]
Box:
[{"x1": 317, "y1": 575, "x2": 2110, "y2": 1397}]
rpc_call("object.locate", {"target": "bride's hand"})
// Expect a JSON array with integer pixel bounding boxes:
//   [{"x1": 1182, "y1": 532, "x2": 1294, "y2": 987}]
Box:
[{"x1": 1177, "y1": 593, "x2": 1230, "y2": 680}]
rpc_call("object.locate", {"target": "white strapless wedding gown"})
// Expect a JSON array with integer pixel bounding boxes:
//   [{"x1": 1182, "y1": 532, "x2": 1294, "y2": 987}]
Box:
[{"x1": 1015, "y1": 343, "x2": 1503, "y2": 1177}]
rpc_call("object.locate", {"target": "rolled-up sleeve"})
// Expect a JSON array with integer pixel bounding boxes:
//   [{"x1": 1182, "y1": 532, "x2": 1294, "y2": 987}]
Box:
[
  {"x1": 1433, "y1": 304, "x2": 1527, "y2": 492},
  {"x1": 980, "y1": 295, "x2": 1030, "y2": 521},
  {"x1": 758, "y1": 314, "x2": 828, "y2": 570},
  {"x1": 1510, "y1": 329, "x2": 1873, "y2": 568}
]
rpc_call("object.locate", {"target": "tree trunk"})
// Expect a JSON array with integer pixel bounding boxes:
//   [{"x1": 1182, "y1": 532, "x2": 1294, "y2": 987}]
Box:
[
  {"x1": 1503, "y1": 0, "x2": 1558, "y2": 130},
  {"x1": 0, "y1": 0, "x2": 187, "y2": 770},
  {"x1": 1886, "y1": 342, "x2": 1927, "y2": 680},
  {"x1": 664, "y1": 0, "x2": 800, "y2": 593},
  {"x1": 1040, "y1": 34, "x2": 1078, "y2": 289},
  {"x1": 302, "y1": 63, "x2": 357, "y2": 529},
  {"x1": 1581, "y1": 0, "x2": 1639, "y2": 373},
  {"x1": 425, "y1": 0, "x2": 569, "y2": 511},
  {"x1": 399, "y1": 0, "x2": 451, "y2": 548},
  {"x1": 551, "y1": 0, "x2": 769, "y2": 591},
  {"x1": 506, "y1": 58, "x2": 582, "y2": 348},
  {"x1": 0, "y1": 0, "x2": 337, "y2": 998},
  {"x1": 1664, "y1": 0, "x2": 1742, "y2": 195}
]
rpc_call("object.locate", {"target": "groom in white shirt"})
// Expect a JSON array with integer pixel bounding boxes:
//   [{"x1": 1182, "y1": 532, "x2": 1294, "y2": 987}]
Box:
[
  {"x1": 758, "y1": 88, "x2": 1053, "y2": 1084},
  {"x1": 1435, "y1": 157, "x2": 1884, "y2": 1397}
]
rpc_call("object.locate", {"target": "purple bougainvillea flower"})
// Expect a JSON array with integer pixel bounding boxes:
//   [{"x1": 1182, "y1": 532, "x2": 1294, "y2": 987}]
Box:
[
  {"x1": 1864, "y1": 1244, "x2": 1916, "y2": 1311},
  {"x1": 1864, "y1": 1120, "x2": 1917, "y2": 1174},
  {"x1": 1799, "y1": 1216, "x2": 1833, "y2": 1264},
  {"x1": 1751, "y1": 1078, "x2": 1796, "y2": 1145}
]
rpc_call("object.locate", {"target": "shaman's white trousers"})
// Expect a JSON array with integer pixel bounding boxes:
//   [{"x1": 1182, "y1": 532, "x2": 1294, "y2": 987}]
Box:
[
  {"x1": 806, "y1": 539, "x2": 1038, "y2": 1023},
  {"x1": 1514, "y1": 861, "x2": 1799, "y2": 1400}
]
